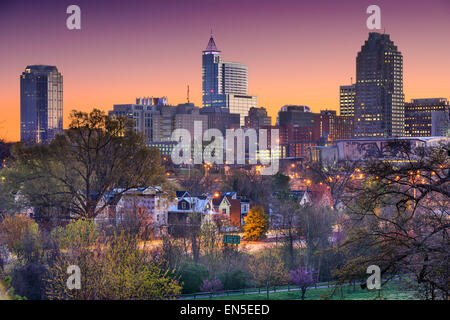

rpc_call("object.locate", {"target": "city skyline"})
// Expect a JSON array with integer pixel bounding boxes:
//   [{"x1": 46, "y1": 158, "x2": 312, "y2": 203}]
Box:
[{"x1": 1, "y1": 0, "x2": 450, "y2": 141}]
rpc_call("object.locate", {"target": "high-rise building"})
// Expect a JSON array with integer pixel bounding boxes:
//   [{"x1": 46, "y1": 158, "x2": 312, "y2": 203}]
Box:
[
  {"x1": 20, "y1": 65, "x2": 63, "y2": 144},
  {"x1": 354, "y1": 33, "x2": 404, "y2": 137},
  {"x1": 245, "y1": 107, "x2": 272, "y2": 129},
  {"x1": 404, "y1": 98, "x2": 449, "y2": 137},
  {"x1": 339, "y1": 84, "x2": 356, "y2": 117},
  {"x1": 202, "y1": 33, "x2": 257, "y2": 126}
]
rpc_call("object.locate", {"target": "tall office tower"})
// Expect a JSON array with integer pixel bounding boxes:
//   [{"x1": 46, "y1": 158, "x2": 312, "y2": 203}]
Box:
[
  {"x1": 245, "y1": 107, "x2": 272, "y2": 129},
  {"x1": 354, "y1": 33, "x2": 404, "y2": 137},
  {"x1": 404, "y1": 98, "x2": 449, "y2": 137},
  {"x1": 339, "y1": 84, "x2": 356, "y2": 117},
  {"x1": 20, "y1": 65, "x2": 63, "y2": 144},
  {"x1": 202, "y1": 33, "x2": 257, "y2": 126}
]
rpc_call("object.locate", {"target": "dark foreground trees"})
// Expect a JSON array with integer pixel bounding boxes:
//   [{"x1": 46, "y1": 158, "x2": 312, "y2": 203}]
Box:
[
  {"x1": 1, "y1": 109, "x2": 166, "y2": 221},
  {"x1": 339, "y1": 141, "x2": 449, "y2": 300}
]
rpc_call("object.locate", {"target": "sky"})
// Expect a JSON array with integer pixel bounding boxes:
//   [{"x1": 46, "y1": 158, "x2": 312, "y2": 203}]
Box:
[{"x1": 0, "y1": 0, "x2": 449, "y2": 141}]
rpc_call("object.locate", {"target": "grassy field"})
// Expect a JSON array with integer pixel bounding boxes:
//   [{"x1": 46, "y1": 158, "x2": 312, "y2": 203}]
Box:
[{"x1": 196, "y1": 281, "x2": 417, "y2": 300}]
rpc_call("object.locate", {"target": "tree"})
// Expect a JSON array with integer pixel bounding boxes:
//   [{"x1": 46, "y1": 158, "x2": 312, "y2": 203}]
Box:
[
  {"x1": 200, "y1": 278, "x2": 223, "y2": 293},
  {"x1": 290, "y1": 265, "x2": 316, "y2": 300},
  {"x1": 200, "y1": 220, "x2": 222, "y2": 276},
  {"x1": 0, "y1": 140, "x2": 12, "y2": 169},
  {"x1": 222, "y1": 168, "x2": 273, "y2": 209},
  {"x1": 296, "y1": 205, "x2": 336, "y2": 280},
  {"x1": 272, "y1": 191, "x2": 300, "y2": 269},
  {"x1": 304, "y1": 160, "x2": 360, "y2": 208},
  {"x1": 271, "y1": 172, "x2": 290, "y2": 191},
  {"x1": 243, "y1": 206, "x2": 269, "y2": 241},
  {"x1": 340, "y1": 141, "x2": 450, "y2": 299},
  {"x1": 46, "y1": 232, "x2": 181, "y2": 300},
  {"x1": 0, "y1": 214, "x2": 42, "y2": 264},
  {"x1": 218, "y1": 269, "x2": 249, "y2": 290},
  {"x1": 178, "y1": 262, "x2": 208, "y2": 294},
  {"x1": 3, "y1": 109, "x2": 166, "y2": 220},
  {"x1": 51, "y1": 218, "x2": 99, "y2": 250},
  {"x1": 249, "y1": 246, "x2": 287, "y2": 299}
]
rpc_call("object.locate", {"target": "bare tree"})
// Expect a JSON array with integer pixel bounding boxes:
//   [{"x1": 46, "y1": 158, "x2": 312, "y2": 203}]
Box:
[{"x1": 340, "y1": 141, "x2": 449, "y2": 299}]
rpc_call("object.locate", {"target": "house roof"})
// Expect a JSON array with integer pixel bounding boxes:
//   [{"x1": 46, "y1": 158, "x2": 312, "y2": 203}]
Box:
[
  {"x1": 168, "y1": 197, "x2": 215, "y2": 214},
  {"x1": 176, "y1": 191, "x2": 189, "y2": 198}
]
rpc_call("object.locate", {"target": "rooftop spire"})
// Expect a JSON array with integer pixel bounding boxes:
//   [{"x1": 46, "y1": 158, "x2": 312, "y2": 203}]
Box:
[{"x1": 204, "y1": 31, "x2": 220, "y2": 53}]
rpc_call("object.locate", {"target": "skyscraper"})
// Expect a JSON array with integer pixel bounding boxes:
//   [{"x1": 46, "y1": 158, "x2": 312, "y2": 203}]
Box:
[
  {"x1": 20, "y1": 65, "x2": 63, "y2": 144},
  {"x1": 354, "y1": 33, "x2": 404, "y2": 137},
  {"x1": 339, "y1": 84, "x2": 356, "y2": 117},
  {"x1": 202, "y1": 33, "x2": 257, "y2": 126}
]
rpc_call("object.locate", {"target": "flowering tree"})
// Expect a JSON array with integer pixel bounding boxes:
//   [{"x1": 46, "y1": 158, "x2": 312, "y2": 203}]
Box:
[
  {"x1": 200, "y1": 278, "x2": 223, "y2": 293},
  {"x1": 243, "y1": 206, "x2": 269, "y2": 241},
  {"x1": 290, "y1": 266, "x2": 316, "y2": 300}
]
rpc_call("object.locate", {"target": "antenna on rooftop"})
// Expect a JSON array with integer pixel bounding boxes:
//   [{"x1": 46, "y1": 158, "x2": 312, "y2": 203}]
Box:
[{"x1": 187, "y1": 84, "x2": 190, "y2": 103}]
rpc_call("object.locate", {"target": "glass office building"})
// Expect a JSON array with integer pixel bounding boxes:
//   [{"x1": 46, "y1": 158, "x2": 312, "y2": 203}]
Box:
[
  {"x1": 20, "y1": 65, "x2": 63, "y2": 144},
  {"x1": 202, "y1": 34, "x2": 257, "y2": 125},
  {"x1": 355, "y1": 33, "x2": 404, "y2": 137}
]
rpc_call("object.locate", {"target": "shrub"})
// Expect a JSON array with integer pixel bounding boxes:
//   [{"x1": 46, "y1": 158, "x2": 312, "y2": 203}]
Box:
[
  {"x1": 200, "y1": 278, "x2": 223, "y2": 293},
  {"x1": 218, "y1": 269, "x2": 249, "y2": 290},
  {"x1": 178, "y1": 262, "x2": 208, "y2": 293}
]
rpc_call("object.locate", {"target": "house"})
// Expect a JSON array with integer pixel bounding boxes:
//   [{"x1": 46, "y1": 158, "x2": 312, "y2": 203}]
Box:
[
  {"x1": 167, "y1": 192, "x2": 216, "y2": 236},
  {"x1": 212, "y1": 195, "x2": 231, "y2": 215},
  {"x1": 95, "y1": 187, "x2": 170, "y2": 236}
]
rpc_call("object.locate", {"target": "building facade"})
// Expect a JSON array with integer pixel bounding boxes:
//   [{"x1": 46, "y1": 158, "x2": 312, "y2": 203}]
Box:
[
  {"x1": 339, "y1": 84, "x2": 356, "y2": 117},
  {"x1": 318, "y1": 110, "x2": 354, "y2": 141},
  {"x1": 354, "y1": 33, "x2": 404, "y2": 137},
  {"x1": 404, "y1": 98, "x2": 449, "y2": 137},
  {"x1": 245, "y1": 107, "x2": 272, "y2": 129},
  {"x1": 20, "y1": 65, "x2": 63, "y2": 144},
  {"x1": 432, "y1": 111, "x2": 449, "y2": 137},
  {"x1": 200, "y1": 107, "x2": 240, "y2": 134},
  {"x1": 109, "y1": 100, "x2": 208, "y2": 144},
  {"x1": 277, "y1": 105, "x2": 318, "y2": 159}
]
